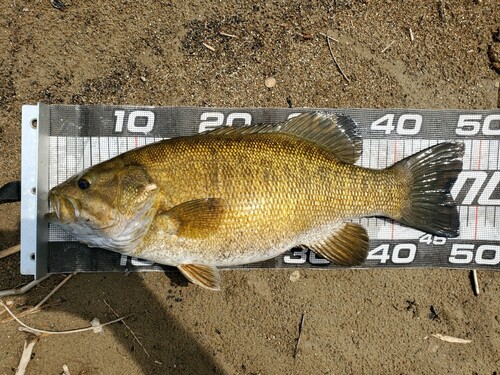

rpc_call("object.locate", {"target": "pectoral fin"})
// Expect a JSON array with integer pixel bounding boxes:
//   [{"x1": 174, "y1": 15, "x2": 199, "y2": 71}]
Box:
[
  {"x1": 178, "y1": 264, "x2": 221, "y2": 291},
  {"x1": 308, "y1": 223, "x2": 369, "y2": 266},
  {"x1": 164, "y1": 198, "x2": 224, "y2": 239}
]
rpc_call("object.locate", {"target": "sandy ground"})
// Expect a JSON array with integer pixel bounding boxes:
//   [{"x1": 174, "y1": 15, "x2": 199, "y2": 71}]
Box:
[{"x1": 0, "y1": 0, "x2": 499, "y2": 374}]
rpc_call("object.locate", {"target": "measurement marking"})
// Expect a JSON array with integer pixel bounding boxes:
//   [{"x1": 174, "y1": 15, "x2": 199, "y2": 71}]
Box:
[
  {"x1": 474, "y1": 140, "x2": 483, "y2": 241},
  {"x1": 465, "y1": 206, "x2": 469, "y2": 228},
  {"x1": 56, "y1": 136, "x2": 59, "y2": 185},
  {"x1": 391, "y1": 141, "x2": 397, "y2": 240},
  {"x1": 474, "y1": 206, "x2": 479, "y2": 241},
  {"x1": 65, "y1": 136, "x2": 68, "y2": 183},
  {"x1": 484, "y1": 140, "x2": 490, "y2": 169}
]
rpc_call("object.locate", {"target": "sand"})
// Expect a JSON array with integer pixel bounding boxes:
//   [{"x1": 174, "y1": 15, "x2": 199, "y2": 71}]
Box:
[{"x1": 0, "y1": 1, "x2": 499, "y2": 374}]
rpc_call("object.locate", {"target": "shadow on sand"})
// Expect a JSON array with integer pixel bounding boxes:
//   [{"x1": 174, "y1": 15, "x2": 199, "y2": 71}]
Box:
[{"x1": 20, "y1": 271, "x2": 224, "y2": 375}]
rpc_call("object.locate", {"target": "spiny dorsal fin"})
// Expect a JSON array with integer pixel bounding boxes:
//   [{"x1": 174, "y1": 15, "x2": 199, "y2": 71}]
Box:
[
  {"x1": 178, "y1": 264, "x2": 221, "y2": 291},
  {"x1": 280, "y1": 112, "x2": 362, "y2": 164},
  {"x1": 307, "y1": 222, "x2": 369, "y2": 266},
  {"x1": 164, "y1": 198, "x2": 224, "y2": 239},
  {"x1": 203, "y1": 112, "x2": 362, "y2": 164}
]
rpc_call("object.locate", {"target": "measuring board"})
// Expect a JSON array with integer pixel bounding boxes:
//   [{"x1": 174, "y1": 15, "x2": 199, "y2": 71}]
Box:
[{"x1": 20, "y1": 104, "x2": 500, "y2": 278}]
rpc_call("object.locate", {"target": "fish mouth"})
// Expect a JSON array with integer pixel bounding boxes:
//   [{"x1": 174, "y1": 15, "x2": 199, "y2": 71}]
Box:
[{"x1": 45, "y1": 191, "x2": 80, "y2": 224}]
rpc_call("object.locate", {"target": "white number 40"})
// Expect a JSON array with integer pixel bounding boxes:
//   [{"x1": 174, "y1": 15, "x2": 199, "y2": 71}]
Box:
[
  {"x1": 367, "y1": 243, "x2": 416, "y2": 264},
  {"x1": 371, "y1": 114, "x2": 422, "y2": 135}
]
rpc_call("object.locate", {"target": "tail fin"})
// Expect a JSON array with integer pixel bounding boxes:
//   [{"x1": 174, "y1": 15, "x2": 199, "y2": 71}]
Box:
[{"x1": 391, "y1": 142, "x2": 464, "y2": 237}]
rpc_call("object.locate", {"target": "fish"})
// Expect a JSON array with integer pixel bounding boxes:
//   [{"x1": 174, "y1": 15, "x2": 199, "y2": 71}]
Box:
[{"x1": 45, "y1": 112, "x2": 464, "y2": 290}]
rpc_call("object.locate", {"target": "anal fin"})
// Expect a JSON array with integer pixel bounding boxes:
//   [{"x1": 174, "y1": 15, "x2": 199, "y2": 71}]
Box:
[
  {"x1": 178, "y1": 264, "x2": 221, "y2": 291},
  {"x1": 307, "y1": 223, "x2": 369, "y2": 266}
]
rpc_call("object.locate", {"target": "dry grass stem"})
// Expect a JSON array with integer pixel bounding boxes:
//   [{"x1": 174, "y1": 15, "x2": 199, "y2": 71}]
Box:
[
  {"x1": 472, "y1": 270, "x2": 479, "y2": 296},
  {"x1": 104, "y1": 299, "x2": 150, "y2": 357},
  {"x1": 33, "y1": 273, "x2": 75, "y2": 311},
  {"x1": 202, "y1": 42, "x2": 215, "y2": 52},
  {"x1": 1, "y1": 301, "x2": 62, "y2": 324},
  {"x1": 219, "y1": 31, "x2": 237, "y2": 38},
  {"x1": 0, "y1": 299, "x2": 127, "y2": 335},
  {"x1": 0, "y1": 274, "x2": 51, "y2": 299},
  {"x1": 1, "y1": 273, "x2": 73, "y2": 323},
  {"x1": 0, "y1": 244, "x2": 20, "y2": 259},
  {"x1": 324, "y1": 35, "x2": 350, "y2": 83},
  {"x1": 62, "y1": 364, "x2": 71, "y2": 375},
  {"x1": 319, "y1": 32, "x2": 339, "y2": 43},
  {"x1": 15, "y1": 335, "x2": 38, "y2": 375},
  {"x1": 293, "y1": 312, "x2": 306, "y2": 359},
  {"x1": 431, "y1": 333, "x2": 472, "y2": 344},
  {"x1": 381, "y1": 40, "x2": 395, "y2": 53}
]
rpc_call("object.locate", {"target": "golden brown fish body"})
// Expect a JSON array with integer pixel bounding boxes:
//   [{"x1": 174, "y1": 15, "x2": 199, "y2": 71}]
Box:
[
  {"x1": 129, "y1": 133, "x2": 396, "y2": 264},
  {"x1": 46, "y1": 113, "x2": 463, "y2": 290}
]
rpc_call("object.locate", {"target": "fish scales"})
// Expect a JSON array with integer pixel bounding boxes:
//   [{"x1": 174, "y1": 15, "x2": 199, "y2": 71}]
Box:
[
  {"x1": 127, "y1": 134, "x2": 384, "y2": 257},
  {"x1": 46, "y1": 112, "x2": 464, "y2": 290}
]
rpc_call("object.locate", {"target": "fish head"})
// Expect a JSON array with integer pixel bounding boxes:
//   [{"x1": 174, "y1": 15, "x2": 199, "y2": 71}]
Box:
[{"x1": 46, "y1": 160, "x2": 159, "y2": 251}]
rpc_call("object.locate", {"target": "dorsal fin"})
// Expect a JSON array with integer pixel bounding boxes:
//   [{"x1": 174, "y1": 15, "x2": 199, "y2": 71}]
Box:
[
  {"x1": 280, "y1": 113, "x2": 362, "y2": 163},
  {"x1": 203, "y1": 112, "x2": 363, "y2": 164}
]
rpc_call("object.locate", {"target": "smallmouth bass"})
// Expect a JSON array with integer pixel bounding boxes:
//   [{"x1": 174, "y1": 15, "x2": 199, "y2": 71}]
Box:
[{"x1": 46, "y1": 112, "x2": 464, "y2": 290}]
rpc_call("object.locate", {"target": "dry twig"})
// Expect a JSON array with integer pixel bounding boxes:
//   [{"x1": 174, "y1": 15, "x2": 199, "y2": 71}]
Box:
[
  {"x1": 293, "y1": 312, "x2": 306, "y2": 358},
  {"x1": 431, "y1": 333, "x2": 472, "y2": 344},
  {"x1": 381, "y1": 40, "x2": 395, "y2": 53},
  {"x1": 15, "y1": 334, "x2": 39, "y2": 375},
  {"x1": 1, "y1": 299, "x2": 127, "y2": 335},
  {"x1": 0, "y1": 274, "x2": 51, "y2": 299},
  {"x1": 471, "y1": 270, "x2": 480, "y2": 296},
  {"x1": 202, "y1": 42, "x2": 215, "y2": 52},
  {"x1": 1, "y1": 301, "x2": 63, "y2": 323},
  {"x1": 33, "y1": 273, "x2": 75, "y2": 311},
  {"x1": 104, "y1": 300, "x2": 149, "y2": 357},
  {"x1": 1, "y1": 273, "x2": 74, "y2": 322},
  {"x1": 62, "y1": 364, "x2": 71, "y2": 375},
  {"x1": 219, "y1": 31, "x2": 237, "y2": 38},
  {"x1": 323, "y1": 35, "x2": 350, "y2": 84},
  {"x1": 0, "y1": 244, "x2": 20, "y2": 259},
  {"x1": 319, "y1": 32, "x2": 339, "y2": 43}
]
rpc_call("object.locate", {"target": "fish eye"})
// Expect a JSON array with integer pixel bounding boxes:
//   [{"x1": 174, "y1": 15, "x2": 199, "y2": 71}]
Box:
[{"x1": 77, "y1": 178, "x2": 91, "y2": 190}]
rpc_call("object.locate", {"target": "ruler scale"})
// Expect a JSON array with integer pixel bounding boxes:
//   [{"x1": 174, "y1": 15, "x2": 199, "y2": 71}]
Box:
[{"x1": 20, "y1": 104, "x2": 500, "y2": 278}]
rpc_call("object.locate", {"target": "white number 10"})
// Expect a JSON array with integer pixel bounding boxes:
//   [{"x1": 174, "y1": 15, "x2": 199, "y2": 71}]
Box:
[{"x1": 114, "y1": 110, "x2": 155, "y2": 133}]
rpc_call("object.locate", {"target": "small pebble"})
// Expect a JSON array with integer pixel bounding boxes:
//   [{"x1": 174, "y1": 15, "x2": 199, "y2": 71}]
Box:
[
  {"x1": 289, "y1": 270, "x2": 300, "y2": 282},
  {"x1": 265, "y1": 76, "x2": 276, "y2": 88}
]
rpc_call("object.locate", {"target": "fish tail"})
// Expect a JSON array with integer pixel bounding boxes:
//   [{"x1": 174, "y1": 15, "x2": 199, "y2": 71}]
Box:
[{"x1": 390, "y1": 142, "x2": 464, "y2": 237}]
